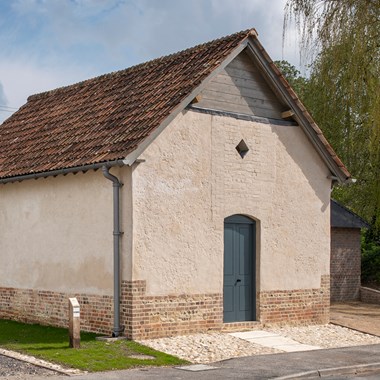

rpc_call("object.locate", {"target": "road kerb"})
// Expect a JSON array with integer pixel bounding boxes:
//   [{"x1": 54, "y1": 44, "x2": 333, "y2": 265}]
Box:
[
  {"x1": 318, "y1": 362, "x2": 380, "y2": 377},
  {"x1": 272, "y1": 370, "x2": 319, "y2": 379},
  {"x1": 273, "y1": 362, "x2": 380, "y2": 379}
]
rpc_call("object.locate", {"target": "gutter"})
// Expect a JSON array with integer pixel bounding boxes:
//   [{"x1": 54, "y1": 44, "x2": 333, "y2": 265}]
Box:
[{"x1": 0, "y1": 160, "x2": 125, "y2": 184}]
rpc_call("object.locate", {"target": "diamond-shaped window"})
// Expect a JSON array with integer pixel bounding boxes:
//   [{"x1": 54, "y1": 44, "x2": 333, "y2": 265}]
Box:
[{"x1": 236, "y1": 139, "x2": 249, "y2": 158}]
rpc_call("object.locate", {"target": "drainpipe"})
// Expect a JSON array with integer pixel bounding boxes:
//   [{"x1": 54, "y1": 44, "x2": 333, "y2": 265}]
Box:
[{"x1": 102, "y1": 166, "x2": 124, "y2": 337}]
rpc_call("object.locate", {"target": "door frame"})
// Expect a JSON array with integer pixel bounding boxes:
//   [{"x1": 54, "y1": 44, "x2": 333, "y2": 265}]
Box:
[{"x1": 223, "y1": 214, "x2": 256, "y2": 323}]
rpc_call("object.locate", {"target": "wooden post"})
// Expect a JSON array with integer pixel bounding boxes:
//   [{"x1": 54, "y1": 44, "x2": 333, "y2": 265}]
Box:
[{"x1": 69, "y1": 298, "x2": 80, "y2": 348}]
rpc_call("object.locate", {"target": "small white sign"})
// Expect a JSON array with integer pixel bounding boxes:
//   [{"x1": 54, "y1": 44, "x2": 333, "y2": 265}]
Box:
[{"x1": 69, "y1": 298, "x2": 80, "y2": 308}]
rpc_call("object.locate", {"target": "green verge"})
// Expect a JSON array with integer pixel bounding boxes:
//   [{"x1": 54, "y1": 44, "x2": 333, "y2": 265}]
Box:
[{"x1": 0, "y1": 320, "x2": 188, "y2": 372}]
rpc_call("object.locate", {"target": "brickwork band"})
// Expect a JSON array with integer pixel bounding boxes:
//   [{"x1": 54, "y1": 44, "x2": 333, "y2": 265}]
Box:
[
  {"x1": 360, "y1": 287, "x2": 380, "y2": 304},
  {"x1": 0, "y1": 287, "x2": 113, "y2": 334},
  {"x1": 0, "y1": 276, "x2": 330, "y2": 339}
]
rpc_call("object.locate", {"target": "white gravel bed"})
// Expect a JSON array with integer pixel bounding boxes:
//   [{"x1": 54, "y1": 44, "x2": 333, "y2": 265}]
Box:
[
  {"x1": 139, "y1": 324, "x2": 380, "y2": 364},
  {"x1": 266, "y1": 324, "x2": 380, "y2": 349},
  {"x1": 138, "y1": 332, "x2": 281, "y2": 363}
]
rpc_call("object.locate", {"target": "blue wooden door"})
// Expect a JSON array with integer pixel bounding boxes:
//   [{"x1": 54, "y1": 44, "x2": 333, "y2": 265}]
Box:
[{"x1": 223, "y1": 215, "x2": 255, "y2": 322}]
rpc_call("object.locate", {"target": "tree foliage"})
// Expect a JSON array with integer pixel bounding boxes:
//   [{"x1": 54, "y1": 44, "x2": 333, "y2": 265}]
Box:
[
  {"x1": 284, "y1": 0, "x2": 380, "y2": 233},
  {"x1": 362, "y1": 236, "x2": 380, "y2": 284},
  {"x1": 274, "y1": 60, "x2": 308, "y2": 99}
]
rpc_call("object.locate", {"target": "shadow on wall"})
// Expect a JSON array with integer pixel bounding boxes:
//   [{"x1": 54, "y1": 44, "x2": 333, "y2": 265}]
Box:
[{"x1": 272, "y1": 123, "x2": 331, "y2": 212}]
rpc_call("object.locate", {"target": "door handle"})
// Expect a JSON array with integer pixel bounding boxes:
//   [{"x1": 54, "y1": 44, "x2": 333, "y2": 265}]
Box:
[{"x1": 235, "y1": 279, "x2": 241, "y2": 286}]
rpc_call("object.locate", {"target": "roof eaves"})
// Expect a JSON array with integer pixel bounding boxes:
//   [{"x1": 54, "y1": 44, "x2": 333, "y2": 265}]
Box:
[
  {"x1": 244, "y1": 35, "x2": 351, "y2": 184},
  {"x1": 122, "y1": 40, "x2": 250, "y2": 166},
  {"x1": 0, "y1": 159, "x2": 125, "y2": 184}
]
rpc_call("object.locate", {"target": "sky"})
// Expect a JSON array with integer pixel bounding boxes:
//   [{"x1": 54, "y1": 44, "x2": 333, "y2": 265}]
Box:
[{"x1": 0, "y1": 0, "x2": 300, "y2": 122}]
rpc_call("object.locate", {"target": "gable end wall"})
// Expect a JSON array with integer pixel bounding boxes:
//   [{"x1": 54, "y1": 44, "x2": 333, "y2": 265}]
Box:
[
  {"x1": 128, "y1": 109, "x2": 331, "y2": 338},
  {"x1": 196, "y1": 51, "x2": 287, "y2": 119}
]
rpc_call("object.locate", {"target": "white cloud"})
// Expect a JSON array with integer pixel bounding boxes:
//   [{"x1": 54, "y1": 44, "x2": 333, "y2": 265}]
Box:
[
  {"x1": 0, "y1": 82, "x2": 11, "y2": 123},
  {"x1": 0, "y1": 58, "x2": 97, "y2": 122},
  {"x1": 0, "y1": 0, "x2": 300, "y2": 123},
  {"x1": 0, "y1": 82, "x2": 7, "y2": 104}
]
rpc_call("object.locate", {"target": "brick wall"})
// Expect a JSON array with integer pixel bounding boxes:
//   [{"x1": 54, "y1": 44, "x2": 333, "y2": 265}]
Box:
[
  {"x1": 330, "y1": 227, "x2": 361, "y2": 301},
  {"x1": 121, "y1": 281, "x2": 223, "y2": 339},
  {"x1": 121, "y1": 277, "x2": 330, "y2": 339},
  {"x1": 0, "y1": 287, "x2": 114, "y2": 334},
  {"x1": 259, "y1": 275, "x2": 330, "y2": 325},
  {"x1": 0, "y1": 276, "x2": 330, "y2": 338},
  {"x1": 360, "y1": 287, "x2": 380, "y2": 304},
  {"x1": 0, "y1": 283, "x2": 223, "y2": 338}
]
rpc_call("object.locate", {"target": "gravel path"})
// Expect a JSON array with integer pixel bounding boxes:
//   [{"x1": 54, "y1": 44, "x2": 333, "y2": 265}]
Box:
[
  {"x1": 141, "y1": 332, "x2": 282, "y2": 364},
  {"x1": 267, "y1": 324, "x2": 380, "y2": 349},
  {"x1": 139, "y1": 324, "x2": 380, "y2": 364}
]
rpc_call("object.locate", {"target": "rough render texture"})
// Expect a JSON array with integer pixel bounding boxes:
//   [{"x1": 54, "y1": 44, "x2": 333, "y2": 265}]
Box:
[
  {"x1": 0, "y1": 167, "x2": 133, "y2": 294},
  {"x1": 330, "y1": 227, "x2": 361, "y2": 301},
  {"x1": 133, "y1": 110, "x2": 331, "y2": 293}
]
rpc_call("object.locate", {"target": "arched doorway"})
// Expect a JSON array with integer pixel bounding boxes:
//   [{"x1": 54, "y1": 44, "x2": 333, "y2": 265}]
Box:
[{"x1": 223, "y1": 215, "x2": 256, "y2": 322}]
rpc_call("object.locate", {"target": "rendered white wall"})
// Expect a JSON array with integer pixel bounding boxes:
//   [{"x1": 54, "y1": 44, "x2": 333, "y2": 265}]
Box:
[
  {"x1": 0, "y1": 166, "x2": 132, "y2": 295},
  {"x1": 132, "y1": 110, "x2": 331, "y2": 296}
]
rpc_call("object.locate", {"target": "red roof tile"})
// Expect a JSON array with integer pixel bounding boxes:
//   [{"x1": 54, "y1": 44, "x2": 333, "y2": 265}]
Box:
[
  {"x1": 0, "y1": 29, "x2": 350, "y2": 181},
  {"x1": 0, "y1": 30, "x2": 252, "y2": 179}
]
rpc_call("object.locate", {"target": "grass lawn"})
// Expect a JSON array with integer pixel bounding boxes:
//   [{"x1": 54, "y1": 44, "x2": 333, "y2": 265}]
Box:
[{"x1": 0, "y1": 320, "x2": 187, "y2": 372}]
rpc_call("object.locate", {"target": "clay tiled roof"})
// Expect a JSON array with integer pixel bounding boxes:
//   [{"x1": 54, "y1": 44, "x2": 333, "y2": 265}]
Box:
[
  {"x1": 0, "y1": 28, "x2": 350, "y2": 182},
  {"x1": 0, "y1": 30, "x2": 252, "y2": 179}
]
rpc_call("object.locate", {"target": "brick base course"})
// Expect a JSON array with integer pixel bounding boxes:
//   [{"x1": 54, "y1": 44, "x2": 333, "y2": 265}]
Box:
[
  {"x1": 0, "y1": 287, "x2": 113, "y2": 334},
  {"x1": 0, "y1": 275, "x2": 330, "y2": 339},
  {"x1": 121, "y1": 281, "x2": 223, "y2": 339},
  {"x1": 360, "y1": 287, "x2": 380, "y2": 304},
  {"x1": 122, "y1": 276, "x2": 330, "y2": 338},
  {"x1": 259, "y1": 275, "x2": 330, "y2": 325}
]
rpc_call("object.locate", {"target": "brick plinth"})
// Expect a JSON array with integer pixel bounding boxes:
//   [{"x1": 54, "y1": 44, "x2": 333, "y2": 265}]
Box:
[
  {"x1": 121, "y1": 276, "x2": 330, "y2": 339},
  {"x1": 0, "y1": 276, "x2": 330, "y2": 338},
  {"x1": 0, "y1": 287, "x2": 113, "y2": 334},
  {"x1": 330, "y1": 228, "x2": 361, "y2": 301},
  {"x1": 121, "y1": 281, "x2": 223, "y2": 339},
  {"x1": 259, "y1": 275, "x2": 330, "y2": 325},
  {"x1": 360, "y1": 287, "x2": 380, "y2": 304}
]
